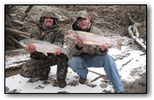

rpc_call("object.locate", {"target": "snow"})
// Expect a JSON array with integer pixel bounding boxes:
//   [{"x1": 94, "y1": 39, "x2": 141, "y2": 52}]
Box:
[
  {"x1": 5, "y1": 49, "x2": 30, "y2": 69},
  {"x1": 5, "y1": 54, "x2": 30, "y2": 69},
  {"x1": 6, "y1": 67, "x2": 113, "y2": 93},
  {"x1": 116, "y1": 50, "x2": 146, "y2": 82},
  {"x1": 5, "y1": 46, "x2": 146, "y2": 93}
]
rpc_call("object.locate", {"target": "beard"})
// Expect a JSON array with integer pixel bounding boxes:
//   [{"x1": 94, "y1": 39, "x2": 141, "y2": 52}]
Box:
[
  {"x1": 79, "y1": 22, "x2": 91, "y2": 31},
  {"x1": 44, "y1": 20, "x2": 54, "y2": 27}
]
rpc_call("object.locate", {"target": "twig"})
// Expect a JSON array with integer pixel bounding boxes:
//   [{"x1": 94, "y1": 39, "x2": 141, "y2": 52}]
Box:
[
  {"x1": 7, "y1": 35, "x2": 23, "y2": 48},
  {"x1": 90, "y1": 75, "x2": 105, "y2": 83},
  {"x1": 122, "y1": 59, "x2": 133, "y2": 67},
  {"x1": 20, "y1": 5, "x2": 33, "y2": 22},
  {"x1": 88, "y1": 69, "x2": 106, "y2": 83},
  {"x1": 127, "y1": 13, "x2": 146, "y2": 51},
  {"x1": 11, "y1": 20, "x2": 24, "y2": 26},
  {"x1": 6, "y1": 36, "x2": 16, "y2": 47},
  {"x1": 119, "y1": 58, "x2": 133, "y2": 70},
  {"x1": 88, "y1": 69, "x2": 103, "y2": 76},
  {"x1": 127, "y1": 13, "x2": 142, "y2": 27},
  {"x1": 128, "y1": 25, "x2": 146, "y2": 51}
]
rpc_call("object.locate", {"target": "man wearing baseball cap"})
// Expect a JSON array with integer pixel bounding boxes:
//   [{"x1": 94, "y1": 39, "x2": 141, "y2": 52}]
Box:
[{"x1": 67, "y1": 10, "x2": 123, "y2": 93}]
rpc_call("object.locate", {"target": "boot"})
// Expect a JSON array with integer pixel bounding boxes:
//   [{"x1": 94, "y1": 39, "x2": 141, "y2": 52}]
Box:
[
  {"x1": 40, "y1": 76, "x2": 48, "y2": 81},
  {"x1": 52, "y1": 79, "x2": 67, "y2": 88},
  {"x1": 28, "y1": 77, "x2": 40, "y2": 83},
  {"x1": 58, "y1": 79, "x2": 67, "y2": 88},
  {"x1": 79, "y1": 77, "x2": 87, "y2": 84}
]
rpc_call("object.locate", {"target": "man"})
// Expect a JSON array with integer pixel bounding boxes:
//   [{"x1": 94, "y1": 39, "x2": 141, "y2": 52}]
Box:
[
  {"x1": 67, "y1": 11, "x2": 123, "y2": 93},
  {"x1": 20, "y1": 11, "x2": 68, "y2": 88}
]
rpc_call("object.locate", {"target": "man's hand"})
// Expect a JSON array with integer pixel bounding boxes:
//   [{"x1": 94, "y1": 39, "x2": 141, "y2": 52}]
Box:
[
  {"x1": 54, "y1": 48, "x2": 62, "y2": 55},
  {"x1": 100, "y1": 43, "x2": 108, "y2": 52},
  {"x1": 26, "y1": 43, "x2": 36, "y2": 53},
  {"x1": 75, "y1": 35, "x2": 84, "y2": 48}
]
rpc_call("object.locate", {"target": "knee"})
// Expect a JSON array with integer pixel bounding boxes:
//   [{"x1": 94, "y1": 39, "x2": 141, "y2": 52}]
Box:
[
  {"x1": 104, "y1": 54, "x2": 114, "y2": 61},
  {"x1": 68, "y1": 57, "x2": 82, "y2": 68}
]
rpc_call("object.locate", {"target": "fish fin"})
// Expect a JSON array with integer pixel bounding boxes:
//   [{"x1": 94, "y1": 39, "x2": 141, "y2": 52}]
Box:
[{"x1": 43, "y1": 53, "x2": 48, "y2": 56}]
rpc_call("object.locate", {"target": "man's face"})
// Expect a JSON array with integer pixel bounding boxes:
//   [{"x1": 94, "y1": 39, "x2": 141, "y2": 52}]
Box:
[
  {"x1": 78, "y1": 17, "x2": 90, "y2": 30},
  {"x1": 43, "y1": 17, "x2": 54, "y2": 27}
]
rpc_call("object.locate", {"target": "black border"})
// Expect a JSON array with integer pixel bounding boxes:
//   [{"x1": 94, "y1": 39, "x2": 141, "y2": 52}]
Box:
[{"x1": 4, "y1": 4, "x2": 148, "y2": 95}]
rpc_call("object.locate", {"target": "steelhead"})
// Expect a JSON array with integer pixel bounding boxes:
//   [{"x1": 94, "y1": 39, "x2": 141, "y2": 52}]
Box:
[
  {"x1": 66, "y1": 30, "x2": 122, "y2": 49},
  {"x1": 20, "y1": 39, "x2": 68, "y2": 56}
]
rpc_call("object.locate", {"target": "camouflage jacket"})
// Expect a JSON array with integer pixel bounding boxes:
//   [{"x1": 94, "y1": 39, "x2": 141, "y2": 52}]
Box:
[
  {"x1": 30, "y1": 18, "x2": 64, "y2": 46},
  {"x1": 29, "y1": 12, "x2": 67, "y2": 59},
  {"x1": 64, "y1": 22, "x2": 108, "y2": 58}
]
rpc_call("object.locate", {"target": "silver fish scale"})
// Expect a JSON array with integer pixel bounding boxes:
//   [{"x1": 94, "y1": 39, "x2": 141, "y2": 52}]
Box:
[{"x1": 20, "y1": 39, "x2": 68, "y2": 56}]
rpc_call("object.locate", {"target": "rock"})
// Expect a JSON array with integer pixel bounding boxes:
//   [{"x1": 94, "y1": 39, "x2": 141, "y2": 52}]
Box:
[
  {"x1": 8, "y1": 89, "x2": 20, "y2": 93},
  {"x1": 42, "y1": 80, "x2": 51, "y2": 84},
  {"x1": 100, "y1": 82, "x2": 108, "y2": 88},
  {"x1": 86, "y1": 83, "x2": 97, "y2": 88},
  {"x1": 68, "y1": 80, "x2": 79, "y2": 86},
  {"x1": 102, "y1": 90, "x2": 112, "y2": 93},
  {"x1": 122, "y1": 72, "x2": 146, "y2": 93},
  {"x1": 27, "y1": 78, "x2": 40, "y2": 83},
  {"x1": 5, "y1": 87, "x2": 9, "y2": 92},
  {"x1": 34, "y1": 85, "x2": 44, "y2": 89},
  {"x1": 52, "y1": 80, "x2": 59, "y2": 87}
]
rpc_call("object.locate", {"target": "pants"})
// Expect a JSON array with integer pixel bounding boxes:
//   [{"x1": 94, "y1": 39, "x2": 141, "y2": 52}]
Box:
[
  {"x1": 68, "y1": 54, "x2": 123, "y2": 93},
  {"x1": 20, "y1": 52, "x2": 68, "y2": 81}
]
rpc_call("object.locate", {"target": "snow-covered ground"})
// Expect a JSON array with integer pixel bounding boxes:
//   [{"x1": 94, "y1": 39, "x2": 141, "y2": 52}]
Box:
[
  {"x1": 5, "y1": 46, "x2": 146, "y2": 93},
  {"x1": 5, "y1": 49, "x2": 30, "y2": 69}
]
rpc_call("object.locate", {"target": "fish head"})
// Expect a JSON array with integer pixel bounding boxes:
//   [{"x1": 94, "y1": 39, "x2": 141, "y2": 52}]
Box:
[
  {"x1": 67, "y1": 30, "x2": 79, "y2": 38},
  {"x1": 20, "y1": 39, "x2": 33, "y2": 47}
]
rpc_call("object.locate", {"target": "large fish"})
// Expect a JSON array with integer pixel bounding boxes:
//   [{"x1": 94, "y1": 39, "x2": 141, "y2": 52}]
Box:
[
  {"x1": 20, "y1": 39, "x2": 68, "y2": 56},
  {"x1": 66, "y1": 30, "x2": 122, "y2": 49}
]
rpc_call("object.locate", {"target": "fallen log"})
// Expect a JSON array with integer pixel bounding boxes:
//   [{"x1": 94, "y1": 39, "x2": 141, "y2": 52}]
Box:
[
  {"x1": 6, "y1": 36, "x2": 16, "y2": 48},
  {"x1": 6, "y1": 27, "x2": 30, "y2": 38},
  {"x1": 7, "y1": 35, "x2": 23, "y2": 48},
  {"x1": 128, "y1": 25, "x2": 146, "y2": 51},
  {"x1": 20, "y1": 5, "x2": 33, "y2": 21},
  {"x1": 127, "y1": 13, "x2": 146, "y2": 51},
  {"x1": 11, "y1": 20, "x2": 24, "y2": 26}
]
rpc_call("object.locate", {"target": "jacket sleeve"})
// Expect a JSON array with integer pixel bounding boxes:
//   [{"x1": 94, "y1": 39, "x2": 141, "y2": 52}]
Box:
[
  {"x1": 63, "y1": 36, "x2": 82, "y2": 58},
  {"x1": 81, "y1": 44, "x2": 108, "y2": 55},
  {"x1": 88, "y1": 26, "x2": 108, "y2": 55},
  {"x1": 63, "y1": 34, "x2": 108, "y2": 57},
  {"x1": 95, "y1": 46, "x2": 108, "y2": 55}
]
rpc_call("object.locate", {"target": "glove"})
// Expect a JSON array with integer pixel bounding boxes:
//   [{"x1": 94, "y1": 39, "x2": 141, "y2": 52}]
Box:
[
  {"x1": 26, "y1": 43, "x2": 36, "y2": 53},
  {"x1": 75, "y1": 35, "x2": 84, "y2": 48},
  {"x1": 54, "y1": 48, "x2": 62, "y2": 55},
  {"x1": 100, "y1": 43, "x2": 108, "y2": 52}
]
